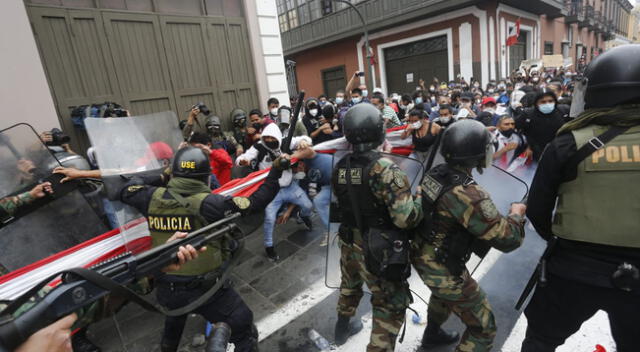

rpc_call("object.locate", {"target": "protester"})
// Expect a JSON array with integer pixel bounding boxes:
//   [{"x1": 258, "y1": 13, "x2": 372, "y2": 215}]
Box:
[
  {"x1": 515, "y1": 89, "x2": 570, "y2": 161},
  {"x1": 370, "y1": 93, "x2": 401, "y2": 128},
  {"x1": 493, "y1": 115, "x2": 528, "y2": 169},
  {"x1": 246, "y1": 109, "x2": 275, "y2": 148}
]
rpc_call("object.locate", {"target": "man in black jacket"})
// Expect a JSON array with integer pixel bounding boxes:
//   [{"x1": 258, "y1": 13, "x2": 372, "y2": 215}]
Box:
[{"x1": 515, "y1": 89, "x2": 569, "y2": 161}]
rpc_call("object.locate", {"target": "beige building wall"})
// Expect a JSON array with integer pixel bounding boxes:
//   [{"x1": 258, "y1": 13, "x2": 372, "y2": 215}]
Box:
[{"x1": 0, "y1": 0, "x2": 58, "y2": 132}]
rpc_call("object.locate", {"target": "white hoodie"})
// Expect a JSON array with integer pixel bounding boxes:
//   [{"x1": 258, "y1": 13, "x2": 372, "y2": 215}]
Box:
[{"x1": 236, "y1": 123, "x2": 311, "y2": 187}]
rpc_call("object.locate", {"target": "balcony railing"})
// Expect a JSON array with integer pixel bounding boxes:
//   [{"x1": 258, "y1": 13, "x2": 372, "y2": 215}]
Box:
[
  {"x1": 280, "y1": 0, "x2": 564, "y2": 55},
  {"x1": 564, "y1": 0, "x2": 584, "y2": 24},
  {"x1": 580, "y1": 4, "x2": 595, "y2": 28}
]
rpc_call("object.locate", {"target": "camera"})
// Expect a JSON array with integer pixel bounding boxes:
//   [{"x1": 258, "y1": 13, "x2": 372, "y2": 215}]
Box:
[
  {"x1": 193, "y1": 102, "x2": 211, "y2": 116},
  {"x1": 102, "y1": 102, "x2": 128, "y2": 117},
  {"x1": 46, "y1": 128, "x2": 71, "y2": 146}
]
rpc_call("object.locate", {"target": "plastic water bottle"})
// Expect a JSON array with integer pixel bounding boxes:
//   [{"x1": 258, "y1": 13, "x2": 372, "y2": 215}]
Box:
[
  {"x1": 412, "y1": 312, "x2": 427, "y2": 325},
  {"x1": 308, "y1": 329, "x2": 331, "y2": 351}
]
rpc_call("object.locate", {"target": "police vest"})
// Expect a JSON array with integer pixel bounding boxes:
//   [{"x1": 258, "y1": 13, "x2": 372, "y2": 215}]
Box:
[
  {"x1": 552, "y1": 125, "x2": 640, "y2": 248},
  {"x1": 331, "y1": 151, "x2": 393, "y2": 230},
  {"x1": 147, "y1": 188, "x2": 225, "y2": 276}
]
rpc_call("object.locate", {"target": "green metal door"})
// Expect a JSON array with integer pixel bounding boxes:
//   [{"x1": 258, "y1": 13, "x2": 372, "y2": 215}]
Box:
[{"x1": 26, "y1": 4, "x2": 258, "y2": 151}]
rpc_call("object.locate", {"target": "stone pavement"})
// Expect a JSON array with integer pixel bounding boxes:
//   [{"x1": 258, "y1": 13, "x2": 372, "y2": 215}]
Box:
[{"x1": 89, "y1": 211, "x2": 328, "y2": 352}]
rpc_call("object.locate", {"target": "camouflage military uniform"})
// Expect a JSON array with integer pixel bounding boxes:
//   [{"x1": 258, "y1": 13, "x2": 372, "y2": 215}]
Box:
[
  {"x1": 411, "y1": 175, "x2": 525, "y2": 352},
  {"x1": 0, "y1": 192, "x2": 34, "y2": 276},
  {"x1": 335, "y1": 156, "x2": 422, "y2": 352}
]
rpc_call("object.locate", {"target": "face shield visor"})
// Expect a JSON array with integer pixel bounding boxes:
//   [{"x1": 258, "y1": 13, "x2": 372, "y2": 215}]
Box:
[{"x1": 279, "y1": 109, "x2": 291, "y2": 125}]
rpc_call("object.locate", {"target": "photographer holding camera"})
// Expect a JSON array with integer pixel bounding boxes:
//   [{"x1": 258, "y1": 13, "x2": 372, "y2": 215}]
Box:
[
  {"x1": 182, "y1": 102, "x2": 211, "y2": 140},
  {"x1": 40, "y1": 128, "x2": 74, "y2": 154}
]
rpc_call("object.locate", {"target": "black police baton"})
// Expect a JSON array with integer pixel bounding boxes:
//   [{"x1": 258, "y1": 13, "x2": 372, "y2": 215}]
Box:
[{"x1": 281, "y1": 90, "x2": 305, "y2": 155}]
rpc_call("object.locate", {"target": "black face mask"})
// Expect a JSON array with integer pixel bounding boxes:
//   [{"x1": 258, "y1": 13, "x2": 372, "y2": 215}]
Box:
[
  {"x1": 501, "y1": 129, "x2": 515, "y2": 138},
  {"x1": 252, "y1": 122, "x2": 262, "y2": 130},
  {"x1": 264, "y1": 140, "x2": 279, "y2": 150}
]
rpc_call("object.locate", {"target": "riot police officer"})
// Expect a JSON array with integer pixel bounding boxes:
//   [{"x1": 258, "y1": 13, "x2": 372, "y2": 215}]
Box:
[
  {"x1": 205, "y1": 115, "x2": 242, "y2": 157},
  {"x1": 522, "y1": 44, "x2": 640, "y2": 352},
  {"x1": 411, "y1": 119, "x2": 526, "y2": 351},
  {"x1": 331, "y1": 104, "x2": 422, "y2": 351},
  {"x1": 119, "y1": 146, "x2": 287, "y2": 352}
]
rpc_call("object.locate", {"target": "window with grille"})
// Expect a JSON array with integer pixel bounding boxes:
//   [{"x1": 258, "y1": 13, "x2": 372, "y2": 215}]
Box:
[{"x1": 544, "y1": 42, "x2": 554, "y2": 55}]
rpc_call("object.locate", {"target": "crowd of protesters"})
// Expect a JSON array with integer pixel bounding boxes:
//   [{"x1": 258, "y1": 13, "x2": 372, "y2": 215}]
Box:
[{"x1": 171, "y1": 64, "x2": 579, "y2": 261}]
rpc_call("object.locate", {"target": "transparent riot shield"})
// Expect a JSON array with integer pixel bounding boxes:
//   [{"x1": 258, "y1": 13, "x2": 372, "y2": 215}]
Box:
[
  {"x1": 325, "y1": 151, "x2": 424, "y2": 289},
  {"x1": 0, "y1": 124, "x2": 111, "y2": 299},
  {"x1": 84, "y1": 112, "x2": 183, "y2": 253}
]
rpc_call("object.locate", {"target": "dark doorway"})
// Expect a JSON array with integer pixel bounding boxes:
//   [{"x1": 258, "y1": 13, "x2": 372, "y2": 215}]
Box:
[
  {"x1": 322, "y1": 65, "x2": 346, "y2": 97},
  {"x1": 509, "y1": 30, "x2": 528, "y2": 72}
]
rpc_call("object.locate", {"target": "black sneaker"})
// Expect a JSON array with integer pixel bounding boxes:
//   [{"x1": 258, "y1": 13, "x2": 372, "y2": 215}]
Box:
[
  {"x1": 72, "y1": 329, "x2": 101, "y2": 352},
  {"x1": 301, "y1": 216, "x2": 313, "y2": 230},
  {"x1": 265, "y1": 246, "x2": 279, "y2": 261}
]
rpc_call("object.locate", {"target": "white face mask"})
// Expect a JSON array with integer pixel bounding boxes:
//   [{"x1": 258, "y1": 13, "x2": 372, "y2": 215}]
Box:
[
  {"x1": 309, "y1": 109, "x2": 318, "y2": 117},
  {"x1": 294, "y1": 171, "x2": 306, "y2": 180},
  {"x1": 411, "y1": 121, "x2": 422, "y2": 129},
  {"x1": 270, "y1": 108, "x2": 278, "y2": 116},
  {"x1": 335, "y1": 97, "x2": 344, "y2": 104},
  {"x1": 484, "y1": 108, "x2": 495, "y2": 114},
  {"x1": 440, "y1": 116, "x2": 451, "y2": 124}
]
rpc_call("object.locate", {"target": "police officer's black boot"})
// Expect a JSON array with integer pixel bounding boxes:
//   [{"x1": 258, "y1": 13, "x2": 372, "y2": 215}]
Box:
[
  {"x1": 420, "y1": 323, "x2": 459, "y2": 348},
  {"x1": 71, "y1": 328, "x2": 101, "y2": 352},
  {"x1": 334, "y1": 314, "x2": 363, "y2": 345}
]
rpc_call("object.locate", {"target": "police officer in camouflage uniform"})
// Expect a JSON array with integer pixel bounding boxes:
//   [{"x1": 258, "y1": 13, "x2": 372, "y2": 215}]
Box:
[
  {"x1": 332, "y1": 104, "x2": 423, "y2": 351},
  {"x1": 119, "y1": 146, "x2": 287, "y2": 352},
  {"x1": 412, "y1": 119, "x2": 526, "y2": 352},
  {"x1": 522, "y1": 44, "x2": 640, "y2": 352},
  {"x1": 206, "y1": 115, "x2": 243, "y2": 157}
]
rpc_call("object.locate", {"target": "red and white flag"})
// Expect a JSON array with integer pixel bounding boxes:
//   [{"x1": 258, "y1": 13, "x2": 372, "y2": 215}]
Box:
[
  {"x1": 0, "y1": 126, "x2": 417, "y2": 300},
  {"x1": 506, "y1": 19, "x2": 521, "y2": 47}
]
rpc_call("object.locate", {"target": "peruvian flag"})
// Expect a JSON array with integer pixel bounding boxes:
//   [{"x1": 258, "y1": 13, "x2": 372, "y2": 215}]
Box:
[
  {"x1": 0, "y1": 126, "x2": 416, "y2": 300},
  {"x1": 506, "y1": 19, "x2": 521, "y2": 47}
]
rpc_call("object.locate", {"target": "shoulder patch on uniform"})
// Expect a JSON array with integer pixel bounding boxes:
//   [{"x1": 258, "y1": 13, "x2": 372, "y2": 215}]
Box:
[
  {"x1": 232, "y1": 197, "x2": 251, "y2": 210},
  {"x1": 392, "y1": 169, "x2": 406, "y2": 189},
  {"x1": 478, "y1": 199, "x2": 499, "y2": 220},
  {"x1": 421, "y1": 174, "x2": 443, "y2": 202},
  {"x1": 127, "y1": 185, "x2": 144, "y2": 193}
]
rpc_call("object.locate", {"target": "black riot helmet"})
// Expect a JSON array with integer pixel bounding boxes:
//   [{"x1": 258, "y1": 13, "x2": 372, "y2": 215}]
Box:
[
  {"x1": 205, "y1": 115, "x2": 222, "y2": 133},
  {"x1": 172, "y1": 147, "x2": 211, "y2": 182},
  {"x1": 343, "y1": 103, "x2": 385, "y2": 153},
  {"x1": 582, "y1": 45, "x2": 640, "y2": 110},
  {"x1": 441, "y1": 119, "x2": 494, "y2": 169},
  {"x1": 230, "y1": 108, "x2": 247, "y2": 128}
]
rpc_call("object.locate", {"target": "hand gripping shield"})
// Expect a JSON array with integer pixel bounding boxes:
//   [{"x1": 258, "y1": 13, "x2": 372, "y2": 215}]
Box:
[{"x1": 0, "y1": 124, "x2": 110, "y2": 300}]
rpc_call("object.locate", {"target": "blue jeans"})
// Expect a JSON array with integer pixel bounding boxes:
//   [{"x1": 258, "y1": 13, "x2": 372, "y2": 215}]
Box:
[
  {"x1": 263, "y1": 182, "x2": 313, "y2": 247},
  {"x1": 313, "y1": 186, "x2": 331, "y2": 230}
]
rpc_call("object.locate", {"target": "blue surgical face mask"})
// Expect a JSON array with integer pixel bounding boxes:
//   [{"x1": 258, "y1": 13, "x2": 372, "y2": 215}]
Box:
[
  {"x1": 415, "y1": 97, "x2": 423, "y2": 104},
  {"x1": 361, "y1": 90, "x2": 368, "y2": 97},
  {"x1": 538, "y1": 102, "x2": 555, "y2": 115},
  {"x1": 335, "y1": 97, "x2": 344, "y2": 105},
  {"x1": 352, "y1": 97, "x2": 362, "y2": 104}
]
